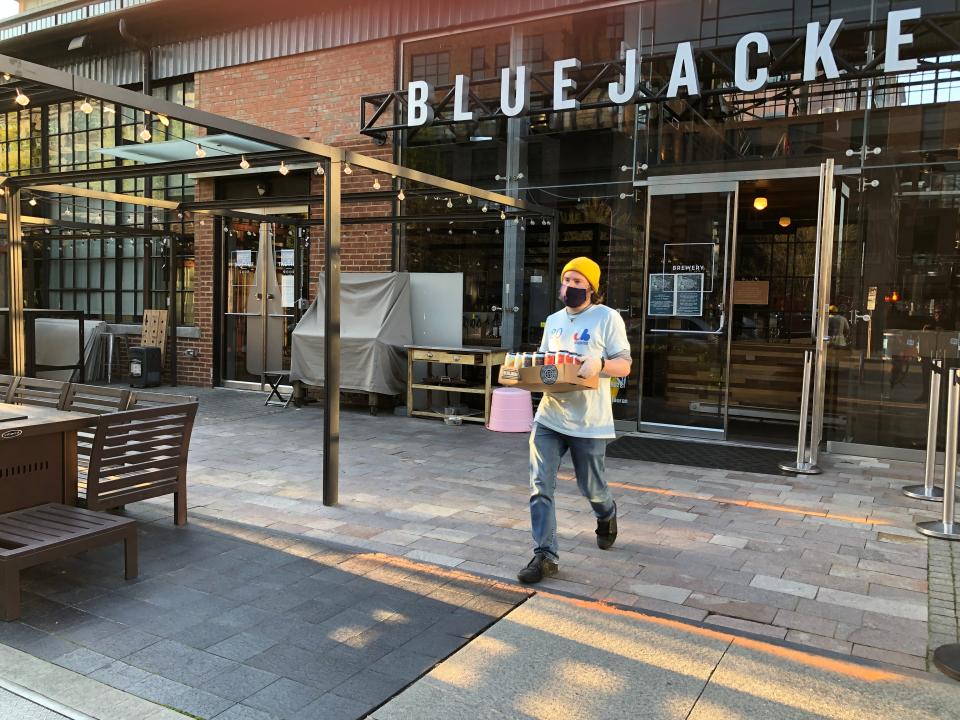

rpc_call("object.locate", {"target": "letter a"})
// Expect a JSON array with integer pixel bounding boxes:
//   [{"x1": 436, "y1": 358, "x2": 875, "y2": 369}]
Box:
[
  {"x1": 407, "y1": 80, "x2": 434, "y2": 127},
  {"x1": 666, "y1": 42, "x2": 699, "y2": 98},
  {"x1": 803, "y1": 18, "x2": 844, "y2": 81}
]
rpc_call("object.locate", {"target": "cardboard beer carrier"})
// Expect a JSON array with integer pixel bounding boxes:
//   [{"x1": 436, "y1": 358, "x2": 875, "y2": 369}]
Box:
[{"x1": 498, "y1": 352, "x2": 598, "y2": 393}]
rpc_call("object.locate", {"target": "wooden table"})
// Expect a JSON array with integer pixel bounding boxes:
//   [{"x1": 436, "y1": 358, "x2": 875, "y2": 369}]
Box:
[
  {"x1": 0, "y1": 403, "x2": 94, "y2": 512},
  {"x1": 406, "y1": 345, "x2": 507, "y2": 424}
]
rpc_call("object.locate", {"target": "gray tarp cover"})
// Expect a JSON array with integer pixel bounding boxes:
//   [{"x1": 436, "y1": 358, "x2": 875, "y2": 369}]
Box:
[{"x1": 290, "y1": 272, "x2": 413, "y2": 394}]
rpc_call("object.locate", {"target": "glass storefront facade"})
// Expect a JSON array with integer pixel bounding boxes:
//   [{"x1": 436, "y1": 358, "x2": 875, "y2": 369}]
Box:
[{"x1": 398, "y1": 1, "x2": 960, "y2": 454}]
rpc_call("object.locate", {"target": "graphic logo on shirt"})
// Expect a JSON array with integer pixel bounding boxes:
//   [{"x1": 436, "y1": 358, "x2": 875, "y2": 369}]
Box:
[
  {"x1": 572, "y1": 327, "x2": 592, "y2": 344},
  {"x1": 551, "y1": 328, "x2": 563, "y2": 338}
]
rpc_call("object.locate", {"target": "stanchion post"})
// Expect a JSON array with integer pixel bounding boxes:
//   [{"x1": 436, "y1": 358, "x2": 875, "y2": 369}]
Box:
[
  {"x1": 780, "y1": 350, "x2": 821, "y2": 475},
  {"x1": 904, "y1": 358, "x2": 944, "y2": 501},
  {"x1": 917, "y1": 367, "x2": 960, "y2": 540}
]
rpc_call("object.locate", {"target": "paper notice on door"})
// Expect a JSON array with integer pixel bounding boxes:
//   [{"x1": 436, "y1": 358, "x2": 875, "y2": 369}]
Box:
[
  {"x1": 281, "y1": 275, "x2": 295, "y2": 307},
  {"x1": 279, "y1": 249, "x2": 295, "y2": 267},
  {"x1": 234, "y1": 250, "x2": 253, "y2": 268}
]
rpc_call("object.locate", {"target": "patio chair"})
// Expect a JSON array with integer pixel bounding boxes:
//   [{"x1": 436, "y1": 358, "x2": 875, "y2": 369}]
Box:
[
  {"x1": 0, "y1": 375, "x2": 17, "y2": 403},
  {"x1": 8, "y1": 377, "x2": 69, "y2": 409},
  {"x1": 64, "y1": 384, "x2": 133, "y2": 415},
  {"x1": 128, "y1": 389, "x2": 199, "y2": 408},
  {"x1": 80, "y1": 401, "x2": 199, "y2": 525}
]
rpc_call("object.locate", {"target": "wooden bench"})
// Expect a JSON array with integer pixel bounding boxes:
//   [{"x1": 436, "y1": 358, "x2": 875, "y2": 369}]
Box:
[
  {"x1": 0, "y1": 504, "x2": 137, "y2": 620},
  {"x1": 80, "y1": 402, "x2": 198, "y2": 525}
]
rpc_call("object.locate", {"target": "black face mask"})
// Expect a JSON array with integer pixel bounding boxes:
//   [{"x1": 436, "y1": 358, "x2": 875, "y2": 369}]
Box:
[{"x1": 561, "y1": 286, "x2": 589, "y2": 308}]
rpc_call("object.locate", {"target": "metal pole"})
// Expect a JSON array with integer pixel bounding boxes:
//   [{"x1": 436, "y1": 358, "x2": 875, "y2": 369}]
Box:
[
  {"x1": 903, "y1": 358, "x2": 944, "y2": 501},
  {"x1": 807, "y1": 159, "x2": 836, "y2": 469},
  {"x1": 5, "y1": 188, "x2": 25, "y2": 376},
  {"x1": 917, "y1": 368, "x2": 960, "y2": 540},
  {"x1": 168, "y1": 235, "x2": 178, "y2": 386},
  {"x1": 323, "y1": 159, "x2": 341, "y2": 507},
  {"x1": 780, "y1": 350, "x2": 820, "y2": 474}
]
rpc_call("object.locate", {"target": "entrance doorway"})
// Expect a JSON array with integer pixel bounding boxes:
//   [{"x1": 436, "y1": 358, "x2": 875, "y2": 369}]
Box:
[
  {"x1": 220, "y1": 218, "x2": 309, "y2": 388},
  {"x1": 634, "y1": 172, "x2": 828, "y2": 443}
]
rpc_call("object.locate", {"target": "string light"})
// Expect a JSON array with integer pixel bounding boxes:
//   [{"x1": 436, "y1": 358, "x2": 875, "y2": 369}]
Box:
[
  {"x1": 139, "y1": 126, "x2": 152, "y2": 141},
  {"x1": 481, "y1": 204, "x2": 488, "y2": 213},
  {"x1": 315, "y1": 162, "x2": 324, "y2": 175},
  {"x1": 195, "y1": 144, "x2": 206, "y2": 159},
  {"x1": 157, "y1": 114, "x2": 170, "y2": 127},
  {"x1": 279, "y1": 161, "x2": 289, "y2": 176},
  {"x1": 27, "y1": 196, "x2": 37, "y2": 207},
  {"x1": 343, "y1": 162, "x2": 352, "y2": 175},
  {"x1": 373, "y1": 178, "x2": 381, "y2": 190},
  {"x1": 239, "y1": 155, "x2": 250, "y2": 170},
  {"x1": 466, "y1": 196, "x2": 473, "y2": 205},
  {"x1": 14, "y1": 88, "x2": 29, "y2": 107},
  {"x1": 446, "y1": 198, "x2": 453, "y2": 209},
  {"x1": 397, "y1": 188, "x2": 405, "y2": 201},
  {"x1": 500, "y1": 209, "x2": 506, "y2": 220},
  {"x1": 2, "y1": 73, "x2": 10, "y2": 81},
  {"x1": 80, "y1": 99, "x2": 93, "y2": 114}
]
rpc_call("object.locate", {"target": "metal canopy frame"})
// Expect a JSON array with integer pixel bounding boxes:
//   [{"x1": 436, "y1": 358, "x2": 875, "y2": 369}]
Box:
[{"x1": 0, "y1": 53, "x2": 553, "y2": 507}]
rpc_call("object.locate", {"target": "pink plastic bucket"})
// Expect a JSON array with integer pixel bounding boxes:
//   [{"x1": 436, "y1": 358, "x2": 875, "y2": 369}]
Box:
[{"x1": 487, "y1": 387, "x2": 534, "y2": 433}]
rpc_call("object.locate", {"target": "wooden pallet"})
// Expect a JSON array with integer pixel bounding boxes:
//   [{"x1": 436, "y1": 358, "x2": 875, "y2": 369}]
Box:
[{"x1": 141, "y1": 310, "x2": 168, "y2": 357}]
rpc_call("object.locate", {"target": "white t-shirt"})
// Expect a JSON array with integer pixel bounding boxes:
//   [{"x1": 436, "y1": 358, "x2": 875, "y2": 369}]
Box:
[{"x1": 535, "y1": 304, "x2": 631, "y2": 439}]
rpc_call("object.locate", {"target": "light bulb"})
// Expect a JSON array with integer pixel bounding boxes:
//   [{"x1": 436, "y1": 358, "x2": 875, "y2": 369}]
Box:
[
  {"x1": 466, "y1": 196, "x2": 473, "y2": 205},
  {"x1": 157, "y1": 114, "x2": 170, "y2": 127},
  {"x1": 448, "y1": 229, "x2": 453, "y2": 235},
  {"x1": 279, "y1": 161, "x2": 289, "y2": 176},
  {"x1": 397, "y1": 188, "x2": 405, "y2": 201},
  {"x1": 373, "y1": 178, "x2": 381, "y2": 190},
  {"x1": 446, "y1": 198, "x2": 453, "y2": 209},
  {"x1": 2, "y1": 73, "x2": 10, "y2": 81},
  {"x1": 778, "y1": 216, "x2": 791, "y2": 228},
  {"x1": 495, "y1": 228, "x2": 500, "y2": 235},
  {"x1": 239, "y1": 155, "x2": 250, "y2": 170},
  {"x1": 139, "y1": 127, "x2": 152, "y2": 141},
  {"x1": 28, "y1": 196, "x2": 37, "y2": 206},
  {"x1": 80, "y1": 99, "x2": 93, "y2": 114},
  {"x1": 343, "y1": 163, "x2": 352, "y2": 175},
  {"x1": 481, "y1": 204, "x2": 488, "y2": 213},
  {"x1": 195, "y1": 144, "x2": 206, "y2": 158},
  {"x1": 541, "y1": 218, "x2": 547, "y2": 226},
  {"x1": 15, "y1": 88, "x2": 29, "y2": 107},
  {"x1": 500, "y1": 210, "x2": 506, "y2": 220},
  {"x1": 753, "y1": 196, "x2": 768, "y2": 211},
  {"x1": 316, "y1": 162, "x2": 324, "y2": 175}
]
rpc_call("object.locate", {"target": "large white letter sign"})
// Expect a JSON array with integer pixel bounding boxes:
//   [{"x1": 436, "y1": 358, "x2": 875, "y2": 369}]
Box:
[
  {"x1": 803, "y1": 18, "x2": 844, "y2": 81},
  {"x1": 407, "y1": 80, "x2": 434, "y2": 127},
  {"x1": 609, "y1": 47, "x2": 639, "y2": 104},
  {"x1": 666, "y1": 42, "x2": 700, "y2": 98},
  {"x1": 453, "y1": 74, "x2": 474, "y2": 121},
  {"x1": 553, "y1": 57, "x2": 581, "y2": 111},
  {"x1": 885, "y1": 8, "x2": 921, "y2": 73},
  {"x1": 500, "y1": 65, "x2": 530, "y2": 117},
  {"x1": 734, "y1": 32, "x2": 770, "y2": 92}
]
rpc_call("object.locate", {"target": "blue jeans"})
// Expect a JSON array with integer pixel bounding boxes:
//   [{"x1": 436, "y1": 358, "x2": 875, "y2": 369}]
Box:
[{"x1": 528, "y1": 422, "x2": 615, "y2": 562}]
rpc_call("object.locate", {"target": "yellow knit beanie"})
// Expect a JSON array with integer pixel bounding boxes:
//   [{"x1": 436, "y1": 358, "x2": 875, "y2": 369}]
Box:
[{"x1": 561, "y1": 257, "x2": 601, "y2": 292}]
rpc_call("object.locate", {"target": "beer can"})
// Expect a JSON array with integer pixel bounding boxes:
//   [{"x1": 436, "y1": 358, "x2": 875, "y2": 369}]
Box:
[
  {"x1": 522, "y1": 352, "x2": 533, "y2": 368},
  {"x1": 504, "y1": 352, "x2": 515, "y2": 369},
  {"x1": 544, "y1": 352, "x2": 556, "y2": 366},
  {"x1": 534, "y1": 352, "x2": 545, "y2": 366}
]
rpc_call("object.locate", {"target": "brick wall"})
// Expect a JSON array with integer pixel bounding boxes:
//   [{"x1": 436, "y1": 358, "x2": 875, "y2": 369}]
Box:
[{"x1": 184, "y1": 38, "x2": 397, "y2": 387}]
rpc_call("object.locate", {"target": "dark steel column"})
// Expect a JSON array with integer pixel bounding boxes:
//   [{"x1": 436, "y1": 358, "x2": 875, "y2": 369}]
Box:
[
  {"x1": 5, "y1": 189, "x2": 25, "y2": 376},
  {"x1": 168, "y1": 235, "x2": 178, "y2": 386},
  {"x1": 323, "y1": 160, "x2": 341, "y2": 506}
]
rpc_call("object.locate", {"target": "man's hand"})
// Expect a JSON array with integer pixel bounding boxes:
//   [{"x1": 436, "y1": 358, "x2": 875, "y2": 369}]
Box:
[{"x1": 577, "y1": 356, "x2": 603, "y2": 379}]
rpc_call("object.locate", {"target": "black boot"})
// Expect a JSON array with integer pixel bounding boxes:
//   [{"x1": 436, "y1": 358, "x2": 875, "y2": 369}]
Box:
[
  {"x1": 596, "y1": 505, "x2": 618, "y2": 550},
  {"x1": 517, "y1": 554, "x2": 558, "y2": 584}
]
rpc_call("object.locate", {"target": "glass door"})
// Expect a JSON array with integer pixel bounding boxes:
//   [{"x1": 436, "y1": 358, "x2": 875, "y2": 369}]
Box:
[
  {"x1": 222, "y1": 221, "x2": 305, "y2": 386},
  {"x1": 640, "y1": 181, "x2": 738, "y2": 438}
]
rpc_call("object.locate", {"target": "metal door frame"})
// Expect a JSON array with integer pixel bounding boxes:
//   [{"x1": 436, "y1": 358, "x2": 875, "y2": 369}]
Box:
[{"x1": 636, "y1": 178, "x2": 739, "y2": 439}]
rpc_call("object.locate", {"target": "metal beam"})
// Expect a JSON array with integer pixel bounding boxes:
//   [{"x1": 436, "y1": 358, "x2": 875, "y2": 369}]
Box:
[
  {"x1": 323, "y1": 159, "x2": 341, "y2": 507},
  {"x1": 4, "y1": 188, "x2": 25, "y2": 375},
  {"x1": 29, "y1": 183, "x2": 181, "y2": 210}
]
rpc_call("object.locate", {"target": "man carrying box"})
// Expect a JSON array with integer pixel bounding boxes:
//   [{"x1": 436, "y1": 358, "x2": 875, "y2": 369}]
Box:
[{"x1": 518, "y1": 257, "x2": 632, "y2": 584}]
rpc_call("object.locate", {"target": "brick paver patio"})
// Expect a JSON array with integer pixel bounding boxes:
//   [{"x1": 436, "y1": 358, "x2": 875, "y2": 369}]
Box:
[
  {"x1": 180, "y1": 388, "x2": 948, "y2": 672},
  {"x1": 2, "y1": 385, "x2": 957, "y2": 719}
]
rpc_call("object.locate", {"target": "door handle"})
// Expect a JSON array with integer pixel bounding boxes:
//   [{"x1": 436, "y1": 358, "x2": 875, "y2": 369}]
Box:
[{"x1": 492, "y1": 305, "x2": 519, "y2": 313}]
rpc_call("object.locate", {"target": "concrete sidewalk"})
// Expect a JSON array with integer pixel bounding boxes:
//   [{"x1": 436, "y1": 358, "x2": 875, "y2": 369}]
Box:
[{"x1": 372, "y1": 593, "x2": 960, "y2": 720}]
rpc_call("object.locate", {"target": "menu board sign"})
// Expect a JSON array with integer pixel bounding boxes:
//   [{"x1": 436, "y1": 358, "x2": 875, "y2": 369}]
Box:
[
  {"x1": 675, "y1": 273, "x2": 704, "y2": 316},
  {"x1": 648, "y1": 274, "x2": 676, "y2": 316},
  {"x1": 648, "y1": 272, "x2": 704, "y2": 317}
]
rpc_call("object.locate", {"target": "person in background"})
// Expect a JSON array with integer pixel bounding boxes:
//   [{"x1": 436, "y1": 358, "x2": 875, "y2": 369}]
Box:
[
  {"x1": 518, "y1": 257, "x2": 632, "y2": 584},
  {"x1": 827, "y1": 305, "x2": 851, "y2": 348}
]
